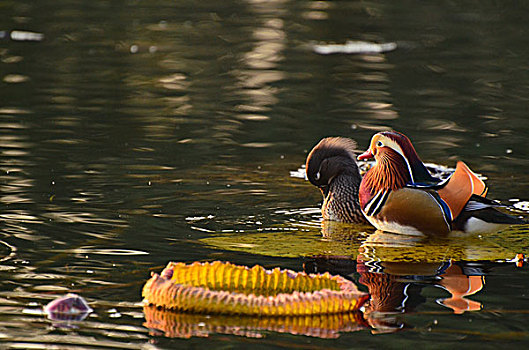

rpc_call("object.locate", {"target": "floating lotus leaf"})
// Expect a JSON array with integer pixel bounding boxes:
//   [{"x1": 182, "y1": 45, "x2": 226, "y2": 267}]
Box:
[
  {"x1": 199, "y1": 223, "x2": 529, "y2": 262},
  {"x1": 143, "y1": 305, "x2": 366, "y2": 339},
  {"x1": 142, "y1": 261, "x2": 368, "y2": 316},
  {"x1": 199, "y1": 228, "x2": 363, "y2": 258}
]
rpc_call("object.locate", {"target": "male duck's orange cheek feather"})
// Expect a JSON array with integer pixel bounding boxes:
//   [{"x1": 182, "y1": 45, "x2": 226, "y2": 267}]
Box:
[
  {"x1": 361, "y1": 148, "x2": 411, "y2": 195},
  {"x1": 437, "y1": 161, "x2": 488, "y2": 219}
]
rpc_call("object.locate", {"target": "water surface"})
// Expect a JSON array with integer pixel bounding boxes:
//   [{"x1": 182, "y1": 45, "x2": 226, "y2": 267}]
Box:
[{"x1": 1, "y1": 1, "x2": 529, "y2": 349}]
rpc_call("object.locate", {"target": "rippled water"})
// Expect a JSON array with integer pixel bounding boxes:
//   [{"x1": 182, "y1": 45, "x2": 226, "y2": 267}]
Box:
[{"x1": 1, "y1": 1, "x2": 529, "y2": 349}]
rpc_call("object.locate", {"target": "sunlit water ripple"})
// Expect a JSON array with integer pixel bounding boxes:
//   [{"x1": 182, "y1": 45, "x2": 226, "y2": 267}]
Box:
[{"x1": 1, "y1": 0, "x2": 529, "y2": 348}]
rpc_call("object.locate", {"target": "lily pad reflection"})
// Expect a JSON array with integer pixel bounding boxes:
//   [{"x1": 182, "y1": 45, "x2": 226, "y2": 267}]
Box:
[{"x1": 143, "y1": 305, "x2": 366, "y2": 339}]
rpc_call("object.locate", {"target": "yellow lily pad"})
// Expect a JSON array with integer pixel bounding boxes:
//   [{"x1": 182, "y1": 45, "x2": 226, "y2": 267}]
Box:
[{"x1": 142, "y1": 261, "x2": 368, "y2": 316}]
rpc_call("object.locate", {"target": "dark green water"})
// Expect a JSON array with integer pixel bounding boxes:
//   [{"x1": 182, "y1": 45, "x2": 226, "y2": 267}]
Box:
[{"x1": 1, "y1": 1, "x2": 529, "y2": 348}]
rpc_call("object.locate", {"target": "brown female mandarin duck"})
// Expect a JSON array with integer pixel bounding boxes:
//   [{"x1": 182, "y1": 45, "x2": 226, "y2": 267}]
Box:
[
  {"x1": 305, "y1": 137, "x2": 367, "y2": 223},
  {"x1": 357, "y1": 131, "x2": 525, "y2": 235}
]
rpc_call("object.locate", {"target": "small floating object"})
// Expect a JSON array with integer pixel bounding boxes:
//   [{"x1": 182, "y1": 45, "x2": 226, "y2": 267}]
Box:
[
  {"x1": 313, "y1": 40, "x2": 397, "y2": 55},
  {"x1": 44, "y1": 293, "x2": 93, "y2": 322},
  {"x1": 142, "y1": 261, "x2": 368, "y2": 316},
  {"x1": 0, "y1": 30, "x2": 44, "y2": 42},
  {"x1": 514, "y1": 201, "x2": 529, "y2": 212},
  {"x1": 10, "y1": 30, "x2": 44, "y2": 42},
  {"x1": 506, "y1": 253, "x2": 525, "y2": 268}
]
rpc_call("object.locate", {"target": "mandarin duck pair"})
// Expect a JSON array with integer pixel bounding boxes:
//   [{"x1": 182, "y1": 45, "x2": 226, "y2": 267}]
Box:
[{"x1": 306, "y1": 131, "x2": 525, "y2": 235}]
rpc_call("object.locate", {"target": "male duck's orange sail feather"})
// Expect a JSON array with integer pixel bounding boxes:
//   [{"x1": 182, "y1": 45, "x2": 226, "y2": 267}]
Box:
[{"x1": 437, "y1": 161, "x2": 488, "y2": 219}]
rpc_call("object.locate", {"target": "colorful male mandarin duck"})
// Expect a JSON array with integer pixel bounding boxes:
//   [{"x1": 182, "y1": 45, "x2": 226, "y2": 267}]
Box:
[
  {"x1": 357, "y1": 131, "x2": 525, "y2": 235},
  {"x1": 306, "y1": 137, "x2": 367, "y2": 223}
]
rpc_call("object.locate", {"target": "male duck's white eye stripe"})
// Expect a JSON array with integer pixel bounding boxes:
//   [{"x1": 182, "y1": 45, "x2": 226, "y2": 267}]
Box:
[
  {"x1": 377, "y1": 141, "x2": 384, "y2": 147},
  {"x1": 384, "y1": 138, "x2": 415, "y2": 184}
]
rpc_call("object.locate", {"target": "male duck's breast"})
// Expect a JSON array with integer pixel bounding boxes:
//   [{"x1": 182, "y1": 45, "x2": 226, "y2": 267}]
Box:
[{"x1": 371, "y1": 188, "x2": 451, "y2": 236}]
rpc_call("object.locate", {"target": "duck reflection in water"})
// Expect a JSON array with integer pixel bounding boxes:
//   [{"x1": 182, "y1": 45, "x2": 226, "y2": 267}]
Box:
[
  {"x1": 304, "y1": 254, "x2": 486, "y2": 334},
  {"x1": 437, "y1": 263, "x2": 485, "y2": 314}
]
